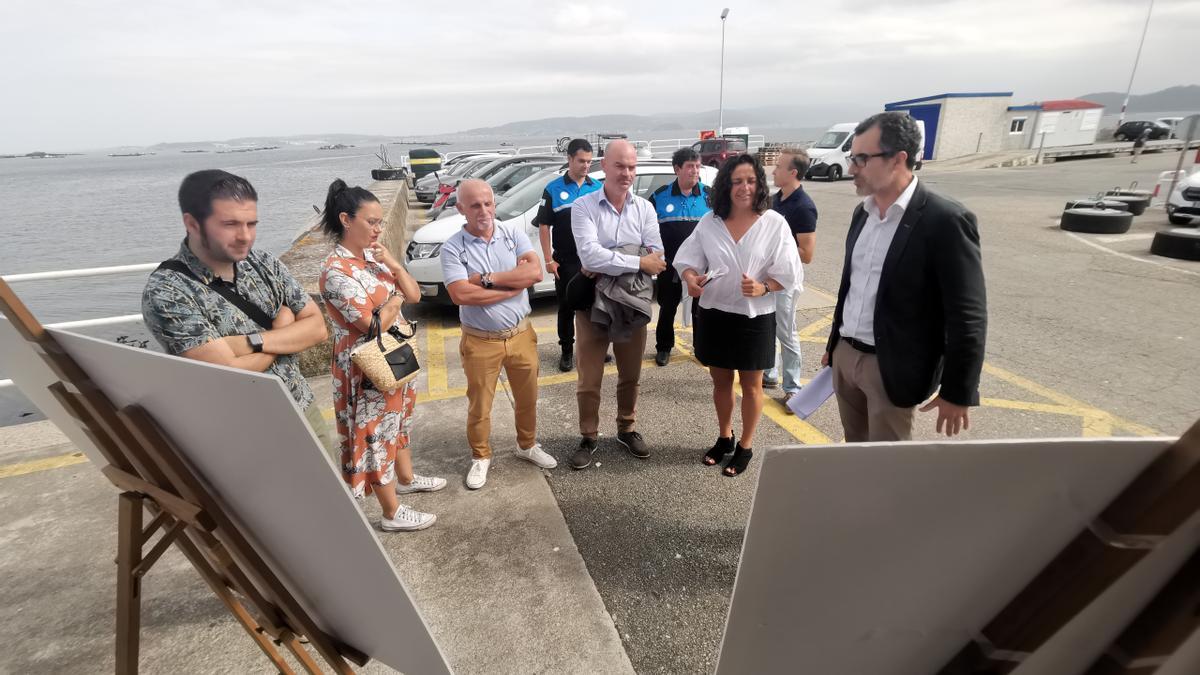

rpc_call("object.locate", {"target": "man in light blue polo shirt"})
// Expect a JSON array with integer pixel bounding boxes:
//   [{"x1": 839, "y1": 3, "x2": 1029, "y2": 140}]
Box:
[{"x1": 442, "y1": 179, "x2": 556, "y2": 489}]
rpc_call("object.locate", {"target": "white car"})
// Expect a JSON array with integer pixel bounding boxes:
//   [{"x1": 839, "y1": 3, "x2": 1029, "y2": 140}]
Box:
[
  {"x1": 405, "y1": 161, "x2": 718, "y2": 304},
  {"x1": 1166, "y1": 168, "x2": 1200, "y2": 225}
]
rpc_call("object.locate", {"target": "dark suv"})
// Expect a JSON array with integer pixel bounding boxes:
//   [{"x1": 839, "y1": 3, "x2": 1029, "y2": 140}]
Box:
[
  {"x1": 691, "y1": 137, "x2": 748, "y2": 167},
  {"x1": 1113, "y1": 120, "x2": 1170, "y2": 141}
]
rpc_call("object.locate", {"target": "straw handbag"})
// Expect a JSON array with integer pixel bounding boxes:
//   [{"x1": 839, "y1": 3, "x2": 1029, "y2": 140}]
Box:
[{"x1": 350, "y1": 308, "x2": 420, "y2": 391}]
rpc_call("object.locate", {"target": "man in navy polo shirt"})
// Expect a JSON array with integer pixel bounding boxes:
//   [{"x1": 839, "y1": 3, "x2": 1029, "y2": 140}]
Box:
[
  {"x1": 765, "y1": 147, "x2": 818, "y2": 410},
  {"x1": 536, "y1": 138, "x2": 602, "y2": 372},
  {"x1": 649, "y1": 147, "x2": 711, "y2": 366}
]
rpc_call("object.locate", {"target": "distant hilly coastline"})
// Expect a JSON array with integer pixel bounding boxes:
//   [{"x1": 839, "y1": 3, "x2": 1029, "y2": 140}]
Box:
[
  {"x1": 1074, "y1": 85, "x2": 1200, "y2": 112},
  {"x1": 8, "y1": 85, "x2": 1195, "y2": 156}
]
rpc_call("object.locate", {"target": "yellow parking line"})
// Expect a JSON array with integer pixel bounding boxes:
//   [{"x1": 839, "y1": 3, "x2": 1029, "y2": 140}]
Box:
[
  {"x1": 982, "y1": 363, "x2": 1158, "y2": 436},
  {"x1": 798, "y1": 314, "x2": 834, "y2": 338},
  {"x1": 979, "y1": 398, "x2": 1081, "y2": 416},
  {"x1": 0, "y1": 452, "x2": 88, "y2": 479},
  {"x1": 1082, "y1": 413, "x2": 1115, "y2": 437},
  {"x1": 423, "y1": 316, "x2": 449, "y2": 394},
  {"x1": 674, "y1": 341, "x2": 833, "y2": 445}
]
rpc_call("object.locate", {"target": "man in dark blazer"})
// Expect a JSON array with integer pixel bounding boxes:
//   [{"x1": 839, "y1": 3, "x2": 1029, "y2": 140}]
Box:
[{"x1": 821, "y1": 112, "x2": 987, "y2": 441}]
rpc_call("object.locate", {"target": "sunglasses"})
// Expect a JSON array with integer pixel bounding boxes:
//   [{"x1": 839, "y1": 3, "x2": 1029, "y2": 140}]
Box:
[{"x1": 847, "y1": 151, "x2": 896, "y2": 168}]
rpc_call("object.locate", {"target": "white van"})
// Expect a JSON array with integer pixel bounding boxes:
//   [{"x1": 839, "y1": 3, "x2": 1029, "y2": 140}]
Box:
[{"x1": 805, "y1": 119, "x2": 926, "y2": 181}]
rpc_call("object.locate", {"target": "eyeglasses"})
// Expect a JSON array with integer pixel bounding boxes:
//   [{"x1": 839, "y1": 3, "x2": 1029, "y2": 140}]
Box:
[{"x1": 847, "y1": 151, "x2": 895, "y2": 168}]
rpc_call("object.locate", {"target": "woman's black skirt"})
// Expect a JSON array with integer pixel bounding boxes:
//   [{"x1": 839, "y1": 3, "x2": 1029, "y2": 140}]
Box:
[{"x1": 693, "y1": 306, "x2": 776, "y2": 371}]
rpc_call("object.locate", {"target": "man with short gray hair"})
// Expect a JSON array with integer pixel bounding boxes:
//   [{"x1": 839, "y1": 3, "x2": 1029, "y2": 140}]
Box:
[
  {"x1": 823, "y1": 112, "x2": 987, "y2": 442},
  {"x1": 443, "y1": 179, "x2": 555, "y2": 489}
]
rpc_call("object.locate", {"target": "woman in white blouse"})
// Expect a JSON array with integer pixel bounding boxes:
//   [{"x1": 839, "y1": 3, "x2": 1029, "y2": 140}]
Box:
[{"x1": 674, "y1": 154, "x2": 802, "y2": 477}]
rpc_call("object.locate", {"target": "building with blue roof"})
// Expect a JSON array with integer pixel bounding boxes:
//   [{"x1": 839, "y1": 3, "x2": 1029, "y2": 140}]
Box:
[{"x1": 884, "y1": 92, "x2": 1013, "y2": 161}]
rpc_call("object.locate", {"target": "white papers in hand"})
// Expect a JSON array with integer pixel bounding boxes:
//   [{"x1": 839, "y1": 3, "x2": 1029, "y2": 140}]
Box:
[
  {"x1": 701, "y1": 266, "x2": 728, "y2": 286},
  {"x1": 786, "y1": 367, "x2": 835, "y2": 418}
]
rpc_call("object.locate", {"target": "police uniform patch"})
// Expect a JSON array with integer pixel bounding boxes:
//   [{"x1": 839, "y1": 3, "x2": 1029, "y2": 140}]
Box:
[{"x1": 560, "y1": 191, "x2": 569, "y2": 200}]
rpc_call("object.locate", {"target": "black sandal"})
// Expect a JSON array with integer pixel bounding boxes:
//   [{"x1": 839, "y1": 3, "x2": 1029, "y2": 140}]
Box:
[
  {"x1": 723, "y1": 444, "x2": 754, "y2": 477},
  {"x1": 703, "y1": 435, "x2": 735, "y2": 466}
]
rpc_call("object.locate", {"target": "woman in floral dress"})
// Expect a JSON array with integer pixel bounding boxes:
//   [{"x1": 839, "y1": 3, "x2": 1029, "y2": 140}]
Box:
[{"x1": 319, "y1": 178, "x2": 445, "y2": 532}]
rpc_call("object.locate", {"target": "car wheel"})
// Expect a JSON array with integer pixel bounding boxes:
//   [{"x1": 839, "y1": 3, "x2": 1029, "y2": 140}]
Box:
[
  {"x1": 828, "y1": 165, "x2": 842, "y2": 181},
  {"x1": 1151, "y1": 228, "x2": 1200, "y2": 260},
  {"x1": 1066, "y1": 198, "x2": 1129, "y2": 212},
  {"x1": 1114, "y1": 133, "x2": 1127, "y2": 141},
  {"x1": 1060, "y1": 208, "x2": 1133, "y2": 234}
]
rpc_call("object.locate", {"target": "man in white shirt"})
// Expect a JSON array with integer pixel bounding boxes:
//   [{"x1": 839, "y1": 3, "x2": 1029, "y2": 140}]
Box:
[
  {"x1": 823, "y1": 112, "x2": 987, "y2": 442},
  {"x1": 568, "y1": 140, "x2": 667, "y2": 469}
]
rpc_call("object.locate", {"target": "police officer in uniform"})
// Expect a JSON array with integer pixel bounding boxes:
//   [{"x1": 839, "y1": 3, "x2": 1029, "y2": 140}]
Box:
[
  {"x1": 649, "y1": 147, "x2": 711, "y2": 366},
  {"x1": 537, "y1": 138, "x2": 602, "y2": 372}
]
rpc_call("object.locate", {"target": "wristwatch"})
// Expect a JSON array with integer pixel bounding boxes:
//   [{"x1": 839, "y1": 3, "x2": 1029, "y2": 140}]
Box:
[
  {"x1": 760, "y1": 284, "x2": 771, "y2": 298},
  {"x1": 481, "y1": 273, "x2": 495, "y2": 289},
  {"x1": 247, "y1": 333, "x2": 264, "y2": 353}
]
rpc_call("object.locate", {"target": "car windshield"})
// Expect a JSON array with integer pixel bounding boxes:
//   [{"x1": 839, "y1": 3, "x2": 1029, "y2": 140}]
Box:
[
  {"x1": 450, "y1": 157, "x2": 497, "y2": 177},
  {"x1": 488, "y1": 162, "x2": 559, "y2": 191},
  {"x1": 495, "y1": 170, "x2": 560, "y2": 221},
  {"x1": 813, "y1": 131, "x2": 850, "y2": 149}
]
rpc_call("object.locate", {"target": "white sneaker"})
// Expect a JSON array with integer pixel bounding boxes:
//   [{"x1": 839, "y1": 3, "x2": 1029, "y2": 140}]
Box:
[
  {"x1": 466, "y1": 458, "x2": 490, "y2": 490},
  {"x1": 395, "y1": 474, "x2": 447, "y2": 494},
  {"x1": 514, "y1": 442, "x2": 557, "y2": 469},
  {"x1": 381, "y1": 505, "x2": 436, "y2": 532}
]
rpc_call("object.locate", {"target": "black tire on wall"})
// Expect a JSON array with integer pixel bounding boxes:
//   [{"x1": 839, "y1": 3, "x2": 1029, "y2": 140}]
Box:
[
  {"x1": 1102, "y1": 194, "x2": 1150, "y2": 216},
  {"x1": 1105, "y1": 188, "x2": 1153, "y2": 198},
  {"x1": 1150, "y1": 229, "x2": 1200, "y2": 261},
  {"x1": 372, "y1": 168, "x2": 408, "y2": 181},
  {"x1": 1065, "y1": 198, "x2": 1129, "y2": 212},
  {"x1": 1060, "y1": 208, "x2": 1134, "y2": 234}
]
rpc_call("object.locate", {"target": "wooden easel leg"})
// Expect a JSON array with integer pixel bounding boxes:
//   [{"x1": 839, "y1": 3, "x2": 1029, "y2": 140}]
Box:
[
  {"x1": 172, "y1": 534, "x2": 298, "y2": 674},
  {"x1": 116, "y1": 492, "x2": 144, "y2": 675}
]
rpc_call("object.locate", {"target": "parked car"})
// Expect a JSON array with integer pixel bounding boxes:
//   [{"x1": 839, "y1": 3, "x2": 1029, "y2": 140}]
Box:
[
  {"x1": 691, "y1": 137, "x2": 747, "y2": 168},
  {"x1": 1166, "y1": 168, "x2": 1200, "y2": 225},
  {"x1": 414, "y1": 155, "x2": 502, "y2": 202},
  {"x1": 805, "y1": 119, "x2": 925, "y2": 181},
  {"x1": 1113, "y1": 120, "x2": 1170, "y2": 141},
  {"x1": 405, "y1": 160, "x2": 717, "y2": 304},
  {"x1": 1155, "y1": 117, "x2": 1192, "y2": 139},
  {"x1": 426, "y1": 154, "x2": 561, "y2": 211},
  {"x1": 804, "y1": 123, "x2": 857, "y2": 181},
  {"x1": 427, "y1": 158, "x2": 563, "y2": 220}
]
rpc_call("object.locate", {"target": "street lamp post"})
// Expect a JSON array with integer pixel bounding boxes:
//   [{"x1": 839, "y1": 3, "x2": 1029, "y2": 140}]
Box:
[
  {"x1": 718, "y1": 8, "x2": 729, "y2": 136},
  {"x1": 1117, "y1": 0, "x2": 1155, "y2": 128}
]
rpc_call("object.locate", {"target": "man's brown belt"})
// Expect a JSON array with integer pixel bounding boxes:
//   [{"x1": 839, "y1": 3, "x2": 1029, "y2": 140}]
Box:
[{"x1": 460, "y1": 318, "x2": 531, "y2": 340}]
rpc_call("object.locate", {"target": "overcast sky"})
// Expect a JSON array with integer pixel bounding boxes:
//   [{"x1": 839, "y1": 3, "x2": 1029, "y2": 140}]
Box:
[{"x1": 0, "y1": 0, "x2": 1194, "y2": 151}]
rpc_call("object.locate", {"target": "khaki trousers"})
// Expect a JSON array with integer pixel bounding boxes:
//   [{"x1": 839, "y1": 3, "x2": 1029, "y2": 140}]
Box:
[
  {"x1": 460, "y1": 326, "x2": 539, "y2": 459},
  {"x1": 831, "y1": 339, "x2": 916, "y2": 442},
  {"x1": 575, "y1": 311, "x2": 646, "y2": 438}
]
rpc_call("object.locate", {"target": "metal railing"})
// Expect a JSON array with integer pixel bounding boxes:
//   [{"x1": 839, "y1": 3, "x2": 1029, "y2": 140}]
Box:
[
  {"x1": 0, "y1": 263, "x2": 155, "y2": 389},
  {"x1": 445, "y1": 133, "x2": 769, "y2": 162}
]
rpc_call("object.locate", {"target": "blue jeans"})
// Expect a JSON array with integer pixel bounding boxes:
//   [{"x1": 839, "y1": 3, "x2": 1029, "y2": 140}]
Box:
[{"x1": 765, "y1": 289, "x2": 802, "y2": 393}]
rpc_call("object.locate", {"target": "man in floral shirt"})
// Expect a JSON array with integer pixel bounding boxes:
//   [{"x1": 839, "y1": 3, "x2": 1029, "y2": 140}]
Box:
[{"x1": 142, "y1": 169, "x2": 333, "y2": 450}]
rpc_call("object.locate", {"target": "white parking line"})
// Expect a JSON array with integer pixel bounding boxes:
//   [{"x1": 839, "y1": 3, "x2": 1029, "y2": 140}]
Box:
[
  {"x1": 1064, "y1": 231, "x2": 1200, "y2": 277},
  {"x1": 1096, "y1": 233, "x2": 1155, "y2": 244}
]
